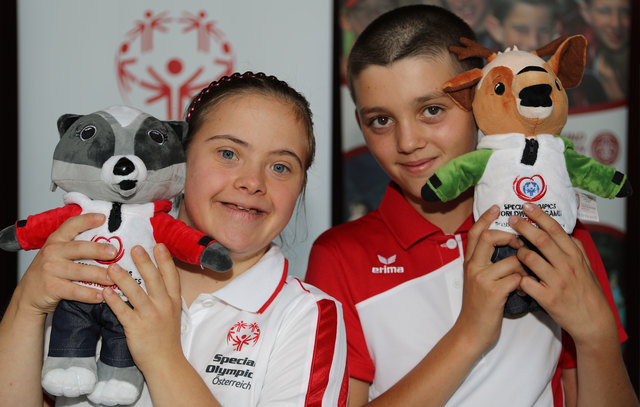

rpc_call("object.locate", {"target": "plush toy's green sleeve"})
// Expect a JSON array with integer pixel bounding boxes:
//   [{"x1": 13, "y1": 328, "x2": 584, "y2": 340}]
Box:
[
  {"x1": 561, "y1": 136, "x2": 631, "y2": 198},
  {"x1": 421, "y1": 149, "x2": 493, "y2": 202}
]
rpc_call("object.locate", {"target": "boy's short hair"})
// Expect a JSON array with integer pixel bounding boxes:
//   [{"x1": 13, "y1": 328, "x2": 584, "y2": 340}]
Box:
[{"x1": 346, "y1": 4, "x2": 483, "y2": 101}]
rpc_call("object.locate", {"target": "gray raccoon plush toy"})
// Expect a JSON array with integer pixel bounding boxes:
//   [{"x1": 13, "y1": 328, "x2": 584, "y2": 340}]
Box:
[{"x1": 0, "y1": 105, "x2": 232, "y2": 405}]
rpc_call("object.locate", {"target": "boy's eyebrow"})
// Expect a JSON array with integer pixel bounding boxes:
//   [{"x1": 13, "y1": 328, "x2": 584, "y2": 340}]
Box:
[
  {"x1": 359, "y1": 90, "x2": 449, "y2": 115},
  {"x1": 415, "y1": 90, "x2": 448, "y2": 105}
]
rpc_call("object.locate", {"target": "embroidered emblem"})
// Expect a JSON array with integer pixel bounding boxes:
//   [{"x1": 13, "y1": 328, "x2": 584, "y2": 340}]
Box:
[
  {"x1": 227, "y1": 321, "x2": 261, "y2": 351},
  {"x1": 91, "y1": 235, "x2": 125, "y2": 264},
  {"x1": 513, "y1": 175, "x2": 547, "y2": 202}
]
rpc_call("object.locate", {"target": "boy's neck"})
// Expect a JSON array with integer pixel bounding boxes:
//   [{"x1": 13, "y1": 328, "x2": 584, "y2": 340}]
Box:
[{"x1": 406, "y1": 189, "x2": 474, "y2": 235}]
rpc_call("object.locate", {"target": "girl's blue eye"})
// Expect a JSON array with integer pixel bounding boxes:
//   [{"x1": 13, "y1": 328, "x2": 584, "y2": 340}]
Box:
[
  {"x1": 220, "y1": 150, "x2": 236, "y2": 160},
  {"x1": 273, "y1": 163, "x2": 288, "y2": 174}
]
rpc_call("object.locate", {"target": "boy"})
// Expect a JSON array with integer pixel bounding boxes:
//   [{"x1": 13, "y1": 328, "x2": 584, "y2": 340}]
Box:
[
  {"x1": 305, "y1": 5, "x2": 636, "y2": 406},
  {"x1": 484, "y1": 0, "x2": 560, "y2": 52}
]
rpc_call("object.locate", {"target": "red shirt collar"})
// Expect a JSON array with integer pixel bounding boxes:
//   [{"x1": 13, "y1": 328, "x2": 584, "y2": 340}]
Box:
[{"x1": 378, "y1": 182, "x2": 474, "y2": 249}]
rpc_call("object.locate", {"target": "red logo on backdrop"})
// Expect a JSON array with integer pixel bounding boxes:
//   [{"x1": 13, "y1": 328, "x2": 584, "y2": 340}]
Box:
[
  {"x1": 227, "y1": 321, "x2": 261, "y2": 352},
  {"x1": 115, "y1": 10, "x2": 236, "y2": 120},
  {"x1": 513, "y1": 175, "x2": 547, "y2": 202},
  {"x1": 591, "y1": 132, "x2": 619, "y2": 165},
  {"x1": 91, "y1": 235, "x2": 125, "y2": 264}
]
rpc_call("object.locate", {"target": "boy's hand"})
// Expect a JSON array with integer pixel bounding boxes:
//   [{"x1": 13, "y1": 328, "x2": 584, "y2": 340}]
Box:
[
  {"x1": 508, "y1": 203, "x2": 617, "y2": 345},
  {"x1": 458, "y1": 205, "x2": 526, "y2": 350}
]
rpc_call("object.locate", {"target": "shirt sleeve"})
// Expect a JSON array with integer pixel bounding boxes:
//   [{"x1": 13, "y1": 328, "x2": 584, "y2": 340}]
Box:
[
  {"x1": 257, "y1": 283, "x2": 348, "y2": 406},
  {"x1": 305, "y1": 236, "x2": 375, "y2": 383},
  {"x1": 558, "y1": 221, "x2": 627, "y2": 370}
]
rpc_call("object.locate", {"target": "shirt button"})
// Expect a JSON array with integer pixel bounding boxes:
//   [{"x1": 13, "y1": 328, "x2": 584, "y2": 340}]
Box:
[
  {"x1": 446, "y1": 238, "x2": 457, "y2": 250},
  {"x1": 181, "y1": 323, "x2": 188, "y2": 334},
  {"x1": 453, "y1": 279, "x2": 462, "y2": 289},
  {"x1": 202, "y1": 298, "x2": 215, "y2": 307}
]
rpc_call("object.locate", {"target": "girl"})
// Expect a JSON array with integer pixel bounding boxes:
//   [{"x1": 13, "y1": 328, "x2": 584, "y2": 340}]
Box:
[{"x1": 0, "y1": 72, "x2": 348, "y2": 406}]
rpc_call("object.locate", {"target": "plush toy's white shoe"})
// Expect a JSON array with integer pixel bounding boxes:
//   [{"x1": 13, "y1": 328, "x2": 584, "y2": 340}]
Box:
[
  {"x1": 41, "y1": 356, "x2": 97, "y2": 397},
  {"x1": 87, "y1": 361, "x2": 144, "y2": 406}
]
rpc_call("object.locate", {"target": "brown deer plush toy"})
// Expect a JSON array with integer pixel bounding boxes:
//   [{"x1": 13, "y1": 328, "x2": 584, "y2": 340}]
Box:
[{"x1": 422, "y1": 36, "x2": 631, "y2": 316}]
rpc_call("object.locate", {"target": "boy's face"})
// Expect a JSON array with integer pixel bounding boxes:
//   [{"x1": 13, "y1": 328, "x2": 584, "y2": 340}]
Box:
[
  {"x1": 494, "y1": 3, "x2": 557, "y2": 51},
  {"x1": 353, "y1": 56, "x2": 477, "y2": 207},
  {"x1": 581, "y1": 0, "x2": 630, "y2": 52}
]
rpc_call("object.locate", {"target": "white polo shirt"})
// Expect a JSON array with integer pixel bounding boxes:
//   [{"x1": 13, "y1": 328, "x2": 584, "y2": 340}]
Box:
[{"x1": 52, "y1": 245, "x2": 348, "y2": 406}]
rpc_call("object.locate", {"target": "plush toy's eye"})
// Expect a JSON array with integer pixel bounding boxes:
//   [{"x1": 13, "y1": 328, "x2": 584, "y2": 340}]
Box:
[
  {"x1": 148, "y1": 129, "x2": 166, "y2": 144},
  {"x1": 494, "y1": 82, "x2": 506, "y2": 95},
  {"x1": 79, "y1": 125, "x2": 96, "y2": 141}
]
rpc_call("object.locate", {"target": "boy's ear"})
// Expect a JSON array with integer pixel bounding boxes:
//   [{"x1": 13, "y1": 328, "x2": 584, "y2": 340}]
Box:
[{"x1": 442, "y1": 68, "x2": 483, "y2": 111}]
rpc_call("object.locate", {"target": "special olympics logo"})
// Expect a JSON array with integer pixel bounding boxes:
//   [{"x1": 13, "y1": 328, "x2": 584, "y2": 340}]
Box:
[
  {"x1": 115, "y1": 10, "x2": 236, "y2": 120},
  {"x1": 91, "y1": 235, "x2": 125, "y2": 264},
  {"x1": 227, "y1": 321, "x2": 261, "y2": 352},
  {"x1": 513, "y1": 175, "x2": 547, "y2": 202},
  {"x1": 591, "y1": 132, "x2": 619, "y2": 166}
]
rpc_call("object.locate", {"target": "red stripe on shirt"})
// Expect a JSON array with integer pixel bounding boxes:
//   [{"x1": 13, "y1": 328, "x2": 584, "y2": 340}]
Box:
[
  {"x1": 257, "y1": 259, "x2": 288, "y2": 314},
  {"x1": 305, "y1": 299, "x2": 338, "y2": 407}
]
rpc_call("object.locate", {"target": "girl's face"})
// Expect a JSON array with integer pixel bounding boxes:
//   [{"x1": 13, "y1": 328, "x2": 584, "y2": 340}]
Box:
[{"x1": 180, "y1": 93, "x2": 307, "y2": 265}]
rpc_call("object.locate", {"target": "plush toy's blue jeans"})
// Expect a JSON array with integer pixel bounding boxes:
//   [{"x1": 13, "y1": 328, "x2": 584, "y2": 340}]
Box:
[{"x1": 48, "y1": 300, "x2": 134, "y2": 368}]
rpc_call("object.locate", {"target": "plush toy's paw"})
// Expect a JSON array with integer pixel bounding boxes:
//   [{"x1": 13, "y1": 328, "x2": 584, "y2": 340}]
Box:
[
  {"x1": 41, "y1": 356, "x2": 97, "y2": 397},
  {"x1": 616, "y1": 177, "x2": 633, "y2": 198},
  {"x1": 200, "y1": 241, "x2": 233, "y2": 273},
  {"x1": 421, "y1": 175, "x2": 443, "y2": 202},
  {"x1": 0, "y1": 224, "x2": 21, "y2": 251},
  {"x1": 87, "y1": 361, "x2": 144, "y2": 406}
]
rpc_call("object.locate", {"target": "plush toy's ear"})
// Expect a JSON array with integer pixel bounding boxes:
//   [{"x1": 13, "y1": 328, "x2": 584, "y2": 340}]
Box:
[
  {"x1": 546, "y1": 35, "x2": 587, "y2": 90},
  {"x1": 57, "y1": 114, "x2": 82, "y2": 137},
  {"x1": 442, "y1": 68, "x2": 483, "y2": 112},
  {"x1": 165, "y1": 120, "x2": 189, "y2": 141}
]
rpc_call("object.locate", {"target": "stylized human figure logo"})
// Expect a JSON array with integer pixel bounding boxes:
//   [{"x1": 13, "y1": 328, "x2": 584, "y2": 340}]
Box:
[
  {"x1": 115, "y1": 10, "x2": 236, "y2": 120},
  {"x1": 513, "y1": 175, "x2": 547, "y2": 202},
  {"x1": 227, "y1": 321, "x2": 261, "y2": 352}
]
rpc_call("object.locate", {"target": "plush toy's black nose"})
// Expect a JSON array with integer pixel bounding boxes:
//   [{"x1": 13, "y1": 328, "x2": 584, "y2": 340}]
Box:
[
  {"x1": 519, "y1": 84, "x2": 552, "y2": 107},
  {"x1": 113, "y1": 157, "x2": 135, "y2": 176}
]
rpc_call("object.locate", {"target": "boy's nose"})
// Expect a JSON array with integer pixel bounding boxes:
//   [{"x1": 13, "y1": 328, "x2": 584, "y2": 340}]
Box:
[{"x1": 396, "y1": 123, "x2": 425, "y2": 153}]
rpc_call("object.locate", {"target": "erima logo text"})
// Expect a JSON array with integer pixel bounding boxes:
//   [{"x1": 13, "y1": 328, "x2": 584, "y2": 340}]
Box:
[{"x1": 372, "y1": 255, "x2": 404, "y2": 274}]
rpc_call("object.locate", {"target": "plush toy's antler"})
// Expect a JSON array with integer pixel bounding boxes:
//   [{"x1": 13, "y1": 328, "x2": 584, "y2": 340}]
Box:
[
  {"x1": 449, "y1": 37, "x2": 496, "y2": 62},
  {"x1": 533, "y1": 36, "x2": 568, "y2": 58}
]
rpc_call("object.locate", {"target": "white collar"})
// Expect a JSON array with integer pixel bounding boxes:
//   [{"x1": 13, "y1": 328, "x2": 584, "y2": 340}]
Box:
[{"x1": 211, "y1": 244, "x2": 288, "y2": 313}]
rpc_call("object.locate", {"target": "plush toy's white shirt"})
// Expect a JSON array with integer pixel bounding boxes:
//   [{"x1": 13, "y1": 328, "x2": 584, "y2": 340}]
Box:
[
  {"x1": 474, "y1": 133, "x2": 578, "y2": 234},
  {"x1": 64, "y1": 191, "x2": 159, "y2": 299}
]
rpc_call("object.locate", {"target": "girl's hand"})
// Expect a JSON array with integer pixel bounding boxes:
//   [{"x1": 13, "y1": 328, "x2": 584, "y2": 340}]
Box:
[
  {"x1": 15, "y1": 213, "x2": 116, "y2": 317},
  {"x1": 103, "y1": 244, "x2": 183, "y2": 372},
  {"x1": 456, "y1": 205, "x2": 527, "y2": 349},
  {"x1": 509, "y1": 203, "x2": 617, "y2": 344}
]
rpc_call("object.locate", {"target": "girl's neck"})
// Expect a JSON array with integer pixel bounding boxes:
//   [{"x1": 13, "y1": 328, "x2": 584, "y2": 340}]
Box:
[{"x1": 176, "y1": 246, "x2": 268, "y2": 307}]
